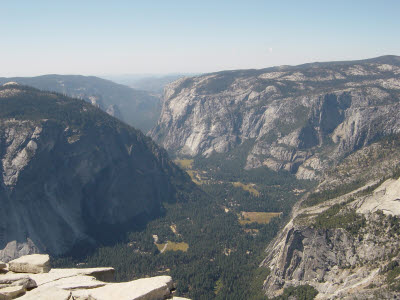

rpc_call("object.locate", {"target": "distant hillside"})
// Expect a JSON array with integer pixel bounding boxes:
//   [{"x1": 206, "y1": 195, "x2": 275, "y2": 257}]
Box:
[
  {"x1": 0, "y1": 75, "x2": 161, "y2": 132},
  {"x1": 0, "y1": 84, "x2": 195, "y2": 261},
  {"x1": 103, "y1": 74, "x2": 191, "y2": 94}
]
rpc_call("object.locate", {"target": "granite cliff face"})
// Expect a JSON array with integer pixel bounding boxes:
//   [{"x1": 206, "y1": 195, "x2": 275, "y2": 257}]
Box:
[
  {"x1": 261, "y1": 175, "x2": 400, "y2": 299},
  {"x1": 0, "y1": 75, "x2": 161, "y2": 132},
  {"x1": 151, "y1": 55, "x2": 400, "y2": 180},
  {"x1": 0, "y1": 84, "x2": 192, "y2": 262},
  {"x1": 257, "y1": 129, "x2": 400, "y2": 298}
]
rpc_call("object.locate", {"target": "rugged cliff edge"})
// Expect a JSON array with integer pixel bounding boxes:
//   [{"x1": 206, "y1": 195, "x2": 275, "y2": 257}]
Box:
[
  {"x1": 258, "y1": 116, "x2": 400, "y2": 298},
  {"x1": 0, "y1": 84, "x2": 193, "y2": 262},
  {"x1": 150, "y1": 55, "x2": 400, "y2": 180},
  {"x1": 260, "y1": 174, "x2": 400, "y2": 299}
]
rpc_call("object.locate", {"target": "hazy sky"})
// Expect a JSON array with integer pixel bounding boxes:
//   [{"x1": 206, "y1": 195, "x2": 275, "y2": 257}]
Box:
[{"x1": 1, "y1": 0, "x2": 399, "y2": 76}]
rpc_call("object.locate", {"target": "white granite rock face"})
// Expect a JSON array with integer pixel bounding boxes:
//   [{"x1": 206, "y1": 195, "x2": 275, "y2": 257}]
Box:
[
  {"x1": 261, "y1": 179, "x2": 400, "y2": 299},
  {"x1": 73, "y1": 276, "x2": 174, "y2": 300},
  {"x1": 18, "y1": 286, "x2": 71, "y2": 300},
  {"x1": 0, "y1": 285, "x2": 26, "y2": 299},
  {"x1": 357, "y1": 178, "x2": 400, "y2": 215},
  {"x1": 29, "y1": 267, "x2": 115, "y2": 286},
  {"x1": 8, "y1": 254, "x2": 50, "y2": 274},
  {"x1": 151, "y1": 57, "x2": 400, "y2": 181},
  {"x1": 1, "y1": 121, "x2": 41, "y2": 187},
  {"x1": 0, "y1": 273, "x2": 37, "y2": 290}
]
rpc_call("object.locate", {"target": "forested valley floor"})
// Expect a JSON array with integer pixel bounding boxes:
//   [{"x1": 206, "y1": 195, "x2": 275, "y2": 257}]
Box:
[{"x1": 54, "y1": 154, "x2": 315, "y2": 299}]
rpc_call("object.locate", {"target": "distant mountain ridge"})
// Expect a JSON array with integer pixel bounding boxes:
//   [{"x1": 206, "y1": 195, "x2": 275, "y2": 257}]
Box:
[
  {"x1": 151, "y1": 55, "x2": 400, "y2": 180},
  {"x1": 0, "y1": 84, "x2": 194, "y2": 261},
  {"x1": 103, "y1": 74, "x2": 190, "y2": 94},
  {"x1": 0, "y1": 75, "x2": 161, "y2": 132}
]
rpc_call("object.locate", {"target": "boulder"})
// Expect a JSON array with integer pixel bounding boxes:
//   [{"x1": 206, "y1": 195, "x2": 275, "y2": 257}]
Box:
[
  {"x1": 18, "y1": 286, "x2": 71, "y2": 300},
  {"x1": 0, "y1": 274, "x2": 37, "y2": 289},
  {"x1": 16, "y1": 276, "x2": 103, "y2": 299},
  {"x1": 73, "y1": 275, "x2": 174, "y2": 300},
  {"x1": 0, "y1": 263, "x2": 5, "y2": 270},
  {"x1": 46, "y1": 275, "x2": 106, "y2": 290},
  {"x1": 29, "y1": 267, "x2": 114, "y2": 286},
  {"x1": 0, "y1": 285, "x2": 26, "y2": 299},
  {"x1": 8, "y1": 254, "x2": 50, "y2": 274}
]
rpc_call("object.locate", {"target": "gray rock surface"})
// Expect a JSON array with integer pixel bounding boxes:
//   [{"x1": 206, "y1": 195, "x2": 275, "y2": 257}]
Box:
[
  {"x1": 0, "y1": 254, "x2": 184, "y2": 300},
  {"x1": 261, "y1": 179, "x2": 400, "y2": 299},
  {"x1": 18, "y1": 286, "x2": 71, "y2": 300},
  {"x1": 0, "y1": 241, "x2": 39, "y2": 264},
  {"x1": 8, "y1": 255, "x2": 50, "y2": 274},
  {"x1": 29, "y1": 267, "x2": 115, "y2": 286},
  {"x1": 0, "y1": 274, "x2": 37, "y2": 290},
  {"x1": 72, "y1": 276, "x2": 174, "y2": 300},
  {"x1": 357, "y1": 178, "x2": 400, "y2": 215},
  {"x1": 105, "y1": 104, "x2": 122, "y2": 120},
  {"x1": 0, "y1": 285, "x2": 26, "y2": 299},
  {"x1": 151, "y1": 56, "x2": 400, "y2": 180}
]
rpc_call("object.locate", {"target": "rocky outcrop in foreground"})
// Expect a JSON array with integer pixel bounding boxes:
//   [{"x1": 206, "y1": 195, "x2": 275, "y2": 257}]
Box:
[{"x1": 0, "y1": 254, "x2": 189, "y2": 300}]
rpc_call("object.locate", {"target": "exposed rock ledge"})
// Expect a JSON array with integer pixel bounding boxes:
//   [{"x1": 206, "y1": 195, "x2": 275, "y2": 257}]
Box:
[
  {"x1": 261, "y1": 178, "x2": 400, "y2": 299},
  {"x1": 0, "y1": 254, "x2": 190, "y2": 300}
]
